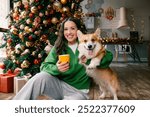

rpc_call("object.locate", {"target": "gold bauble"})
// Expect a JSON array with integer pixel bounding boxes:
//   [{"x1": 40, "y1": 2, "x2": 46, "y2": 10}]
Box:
[
  {"x1": 13, "y1": 12, "x2": 18, "y2": 18},
  {"x1": 21, "y1": 11, "x2": 27, "y2": 19},
  {"x1": 31, "y1": 6, "x2": 38, "y2": 14},
  {"x1": 43, "y1": 20, "x2": 48, "y2": 25},
  {"x1": 32, "y1": 51, "x2": 37, "y2": 56},
  {"x1": 24, "y1": 26, "x2": 30, "y2": 33},
  {"x1": 61, "y1": 0, "x2": 67, "y2": 4},
  {"x1": 26, "y1": 19, "x2": 32, "y2": 24},
  {"x1": 19, "y1": 32, "x2": 24, "y2": 40},
  {"x1": 40, "y1": 34, "x2": 48, "y2": 42},
  {"x1": 34, "y1": 30, "x2": 41, "y2": 36},
  {"x1": 53, "y1": 1, "x2": 62, "y2": 10},
  {"x1": 51, "y1": 17, "x2": 58, "y2": 24},
  {"x1": 62, "y1": 6, "x2": 70, "y2": 13},
  {"x1": 20, "y1": 24, "x2": 25, "y2": 30},
  {"x1": 10, "y1": 28, "x2": 18, "y2": 35},
  {"x1": 21, "y1": 60, "x2": 30, "y2": 68},
  {"x1": 26, "y1": 41, "x2": 33, "y2": 47}
]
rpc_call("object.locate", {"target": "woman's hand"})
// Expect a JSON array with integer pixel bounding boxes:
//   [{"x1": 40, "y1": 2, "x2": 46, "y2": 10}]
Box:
[
  {"x1": 56, "y1": 60, "x2": 70, "y2": 72},
  {"x1": 80, "y1": 55, "x2": 87, "y2": 64}
]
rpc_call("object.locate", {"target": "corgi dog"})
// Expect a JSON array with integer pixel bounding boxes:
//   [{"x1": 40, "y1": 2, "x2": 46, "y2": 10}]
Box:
[{"x1": 77, "y1": 28, "x2": 119, "y2": 100}]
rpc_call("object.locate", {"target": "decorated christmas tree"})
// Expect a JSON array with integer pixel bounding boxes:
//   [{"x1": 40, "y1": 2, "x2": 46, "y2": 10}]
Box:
[{"x1": 0, "y1": 0, "x2": 85, "y2": 77}]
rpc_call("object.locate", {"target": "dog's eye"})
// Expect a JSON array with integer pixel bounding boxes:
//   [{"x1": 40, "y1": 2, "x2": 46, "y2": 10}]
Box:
[
  {"x1": 91, "y1": 38, "x2": 95, "y2": 42},
  {"x1": 84, "y1": 40, "x2": 87, "y2": 43}
]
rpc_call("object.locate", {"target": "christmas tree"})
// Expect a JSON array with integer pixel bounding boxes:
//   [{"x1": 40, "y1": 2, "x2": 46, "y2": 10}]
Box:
[{"x1": 0, "y1": 0, "x2": 85, "y2": 77}]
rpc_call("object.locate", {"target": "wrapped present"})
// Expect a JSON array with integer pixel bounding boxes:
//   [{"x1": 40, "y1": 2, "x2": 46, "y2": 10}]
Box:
[
  {"x1": 0, "y1": 73, "x2": 16, "y2": 93},
  {"x1": 14, "y1": 77, "x2": 27, "y2": 94}
]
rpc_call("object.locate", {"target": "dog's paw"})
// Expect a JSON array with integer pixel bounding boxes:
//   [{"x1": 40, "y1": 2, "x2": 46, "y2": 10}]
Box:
[
  {"x1": 87, "y1": 64, "x2": 96, "y2": 69},
  {"x1": 99, "y1": 93, "x2": 106, "y2": 99}
]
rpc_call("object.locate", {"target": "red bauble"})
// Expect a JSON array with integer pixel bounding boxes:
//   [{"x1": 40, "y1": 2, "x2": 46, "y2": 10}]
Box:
[
  {"x1": 34, "y1": 59, "x2": 40, "y2": 64},
  {"x1": 28, "y1": 35, "x2": 33, "y2": 40},
  {"x1": 7, "y1": 69, "x2": 13, "y2": 74},
  {"x1": 35, "y1": 0, "x2": 39, "y2": 2},
  {"x1": 7, "y1": 38, "x2": 13, "y2": 44},
  {"x1": 29, "y1": 13, "x2": 34, "y2": 18},
  {"x1": 0, "y1": 63, "x2": 5, "y2": 69}
]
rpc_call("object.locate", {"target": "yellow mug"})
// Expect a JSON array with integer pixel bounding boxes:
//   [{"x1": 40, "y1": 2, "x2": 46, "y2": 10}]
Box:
[{"x1": 58, "y1": 54, "x2": 70, "y2": 63}]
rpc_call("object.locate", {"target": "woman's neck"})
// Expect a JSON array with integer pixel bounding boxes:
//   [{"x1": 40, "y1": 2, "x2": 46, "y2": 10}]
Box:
[{"x1": 68, "y1": 41, "x2": 77, "y2": 45}]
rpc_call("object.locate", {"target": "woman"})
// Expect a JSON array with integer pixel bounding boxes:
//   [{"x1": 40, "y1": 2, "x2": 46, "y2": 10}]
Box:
[{"x1": 13, "y1": 17, "x2": 113, "y2": 100}]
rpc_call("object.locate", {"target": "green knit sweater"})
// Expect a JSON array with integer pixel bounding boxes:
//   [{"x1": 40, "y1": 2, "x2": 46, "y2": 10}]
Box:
[{"x1": 40, "y1": 45, "x2": 113, "y2": 90}]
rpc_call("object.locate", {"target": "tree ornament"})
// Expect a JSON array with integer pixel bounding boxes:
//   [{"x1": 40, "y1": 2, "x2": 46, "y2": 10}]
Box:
[
  {"x1": 16, "y1": 1, "x2": 22, "y2": 7},
  {"x1": 13, "y1": 12, "x2": 19, "y2": 19},
  {"x1": 26, "y1": 41, "x2": 33, "y2": 47},
  {"x1": 15, "y1": 44, "x2": 22, "y2": 54},
  {"x1": 31, "y1": 6, "x2": 38, "y2": 14},
  {"x1": 10, "y1": 27, "x2": 18, "y2": 35},
  {"x1": 35, "y1": 0, "x2": 39, "y2": 3},
  {"x1": 0, "y1": 62, "x2": 5, "y2": 69},
  {"x1": 62, "y1": 6, "x2": 70, "y2": 13},
  {"x1": 44, "y1": 41, "x2": 53, "y2": 54},
  {"x1": 34, "y1": 30, "x2": 41, "y2": 36},
  {"x1": 38, "y1": 5, "x2": 42, "y2": 10},
  {"x1": 20, "y1": 24, "x2": 25, "y2": 30},
  {"x1": 71, "y1": 3, "x2": 75, "y2": 10},
  {"x1": 7, "y1": 38, "x2": 13, "y2": 44},
  {"x1": 28, "y1": 35, "x2": 33, "y2": 40},
  {"x1": 53, "y1": 0, "x2": 62, "y2": 11},
  {"x1": 21, "y1": 60, "x2": 30, "y2": 68},
  {"x1": 11, "y1": 55, "x2": 16, "y2": 60},
  {"x1": 24, "y1": 4, "x2": 29, "y2": 10},
  {"x1": 19, "y1": 32, "x2": 24, "y2": 41},
  {"x1": 29, "y1": 13, "x2": 34, "y2": 18},
  {"x1": 28, "y1": 28, "x2": 33, "y2": 33},
  {"x1": 21, "y1": 49, "x2": 30, "y2": 56},
  {"x1": 20, "y1": 11, "x2": 27, "y2": 19},
  {"x1": 51, "y1": 17, "x2": 58, "y2": 24},
  {"x1": 39, "y1": 12, "x2": 44, "y2": 17},
  {"x1": 34, "y1": 59, "x2": 40, "y2": 64},
  {"x1": 7, "y1": 69, "x2": 13, "y2": 74},
  {"x1": 45, "y1": 10, "x2": 49, "y2": 16},
  {"x1": 43, "y1": 20, "x2": 48, "y2": 25},
  {"x1": 38, "y1": 53, "x2": 42, "y2": 58},
  {"x1": 61, "y1": 0, "x2": 67, "y2": 4},
  {"x1": 33, "y1": 16, "x2": 41, "y2": 27},
  {"x1": 31, "y1": 51, "x2": 37, "y2": 56},
  {"x1": 24, "y1": 26, "x2": 30, "y2": 33},
  {"x1": 29, "y1": 0, "x2": 34, "y2": 4},
  {"x1": 40, "y1": 34, "x2": 48, "y2": 42},
  {"x1": 26, "y1": 19, "x2": 32, "y2": 24}
]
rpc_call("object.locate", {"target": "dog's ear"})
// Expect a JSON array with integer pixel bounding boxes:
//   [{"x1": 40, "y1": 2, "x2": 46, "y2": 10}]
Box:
[
  {"x1": 94, "y1": 28, "x2": 101, "y2": 38},
  {"x1": 77, "y1": 30, "x2": 83, "y2": 41}
]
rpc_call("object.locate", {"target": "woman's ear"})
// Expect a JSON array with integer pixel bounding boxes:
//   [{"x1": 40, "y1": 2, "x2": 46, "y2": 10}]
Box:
[{"x1": 77, "y1": 30, "x2": 83, "y2": 41}]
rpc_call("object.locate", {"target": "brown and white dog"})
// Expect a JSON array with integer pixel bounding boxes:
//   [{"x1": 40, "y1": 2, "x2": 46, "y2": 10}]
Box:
[{"x1": 77, "y1": 28, "x2": 119, "y2": 100}]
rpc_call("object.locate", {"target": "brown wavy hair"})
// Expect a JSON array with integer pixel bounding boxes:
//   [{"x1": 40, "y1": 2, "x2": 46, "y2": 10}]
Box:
[{"x1": 54, "y1": 17, "x2": 87, "y2": 56}]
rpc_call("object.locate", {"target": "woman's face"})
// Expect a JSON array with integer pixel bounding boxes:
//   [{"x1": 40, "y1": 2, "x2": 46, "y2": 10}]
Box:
[{"x1": 64, "y1": 21, "x2": 78, "y2": 45}]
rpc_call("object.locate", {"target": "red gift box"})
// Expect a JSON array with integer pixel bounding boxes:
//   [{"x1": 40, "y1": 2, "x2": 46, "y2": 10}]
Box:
[{"x1": 0, "y1": 73, "x2": 16, "y2": 93}]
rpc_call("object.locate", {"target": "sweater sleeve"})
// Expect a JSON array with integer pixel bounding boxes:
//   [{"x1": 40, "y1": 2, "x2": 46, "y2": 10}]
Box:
[
  {"x1": 40, "y1": 47, "x2": 61, "y2": 76},
  {"x1": 86, "y1": 50, "x2": 113, "y2": 68},
  {"x1": 97, "y1": 50, "x2": 113, "y2": 68}
]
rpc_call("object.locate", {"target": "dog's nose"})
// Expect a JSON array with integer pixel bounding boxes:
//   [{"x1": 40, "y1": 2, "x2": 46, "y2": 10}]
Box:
[{"x1": 88, "y1": 45, "x2": 92, "y2": 49}]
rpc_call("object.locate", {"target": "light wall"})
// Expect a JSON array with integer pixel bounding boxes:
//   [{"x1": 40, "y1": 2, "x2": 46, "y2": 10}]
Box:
[{"x1": 81, "y1": 0, "x2": 150, "y2": 62}]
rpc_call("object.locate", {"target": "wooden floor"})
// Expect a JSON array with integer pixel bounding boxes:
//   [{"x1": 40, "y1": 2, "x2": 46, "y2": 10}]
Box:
[
  {"x1": 0, "y1": 63, "x2": 150, "y2": 100},
  {"x1": 89, "y1": 63, "x2": 150, "y2": 100}
]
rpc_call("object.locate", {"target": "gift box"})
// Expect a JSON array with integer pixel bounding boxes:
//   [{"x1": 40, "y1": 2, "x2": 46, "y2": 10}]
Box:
[
  {"x1": 0, "y1": 73, "x2": 16, "y2": 93},
  {"x1": 14, "y1": 77, "x2": 27, "y2": 94}
]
